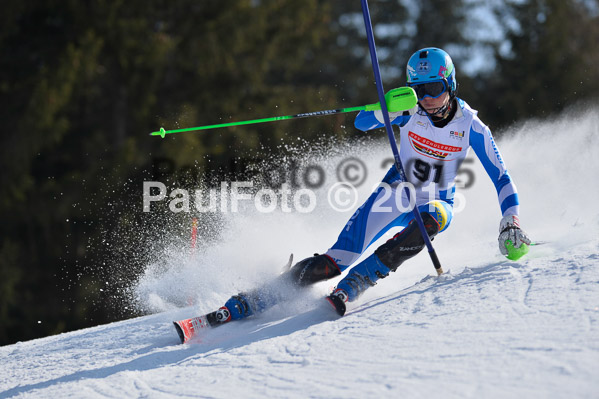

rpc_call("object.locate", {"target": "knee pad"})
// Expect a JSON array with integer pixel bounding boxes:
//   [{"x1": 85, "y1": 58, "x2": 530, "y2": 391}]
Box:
[
  {"x1": 288, "y1": 254, "x2": 341, "y2": 286},
  {"x1": 374, "y1": 213, "x2": 440, "y2": 271},
  {"x1": 423, "y1": 200, "x2": 452, "y2": 233}
]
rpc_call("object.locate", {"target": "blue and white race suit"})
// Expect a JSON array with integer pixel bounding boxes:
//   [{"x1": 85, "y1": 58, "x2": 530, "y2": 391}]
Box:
[{"x1": 325, "y1": 98, "x2": 519, "y2": 270}]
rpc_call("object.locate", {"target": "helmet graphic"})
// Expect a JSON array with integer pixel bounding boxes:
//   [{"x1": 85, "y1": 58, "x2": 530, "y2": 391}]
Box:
[{"x1": 406, "y1": 47, "x2": 457, "y2": 98}]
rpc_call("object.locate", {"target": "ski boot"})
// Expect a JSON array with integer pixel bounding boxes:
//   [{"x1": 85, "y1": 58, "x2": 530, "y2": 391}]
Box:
[
  {"x1": 223, "y1": 254, "x2": 341, "y2": 320},
  {"x1": 326, "y1": 213, "x2": 440, "y2": 315}
]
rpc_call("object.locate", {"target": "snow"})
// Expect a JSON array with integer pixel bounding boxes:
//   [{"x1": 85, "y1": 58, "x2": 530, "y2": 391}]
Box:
[{"x1": 1, "y1": 107, "x2": 599, "y2": 398}]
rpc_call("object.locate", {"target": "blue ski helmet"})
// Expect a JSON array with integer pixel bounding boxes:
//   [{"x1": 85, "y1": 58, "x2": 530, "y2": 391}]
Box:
[{"x1": 406, "y1": 47, "x2": 457, "y2": 97}]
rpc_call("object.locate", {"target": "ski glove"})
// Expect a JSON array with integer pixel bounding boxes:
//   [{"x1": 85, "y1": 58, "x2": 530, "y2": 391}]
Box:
[{"x1": 498, "y1": 215, "x2": 531, "y2": 260}]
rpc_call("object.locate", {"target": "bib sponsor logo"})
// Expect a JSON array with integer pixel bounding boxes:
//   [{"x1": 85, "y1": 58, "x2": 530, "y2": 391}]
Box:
[
  {"x1": 449, "y1": 130, "x2": 465, "y2": 140},
  {"x1": 408, "y1": 131, "x2": 462, "y2": 161}
]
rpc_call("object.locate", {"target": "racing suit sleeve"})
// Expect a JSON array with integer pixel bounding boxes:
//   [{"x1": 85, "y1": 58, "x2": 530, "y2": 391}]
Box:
[
  {"x1": 354, "y1": 110, "x2": 412, "y2": 132},
  {"x1": 469, "y1": 118, "x2": 520, "y2": 217}
]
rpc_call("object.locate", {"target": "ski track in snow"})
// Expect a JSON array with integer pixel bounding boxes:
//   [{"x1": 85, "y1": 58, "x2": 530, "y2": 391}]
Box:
[{"x1": 1, "y1": 109, "x2": 599, "y2": 398}]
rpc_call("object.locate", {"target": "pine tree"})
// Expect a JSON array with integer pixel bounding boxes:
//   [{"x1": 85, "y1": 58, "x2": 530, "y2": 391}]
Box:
[
  {"x1": 490, "y1": 0, "x2": 599, "y2": 125},
  {"x1": 0, "y1": 0, "x2": 342, "y2": 345}
]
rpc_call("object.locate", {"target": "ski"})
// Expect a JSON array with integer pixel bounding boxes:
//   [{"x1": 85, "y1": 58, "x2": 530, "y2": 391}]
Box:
[
  {"x1": 326, "y1": 294, "x2": 346, "y2": 317},
  {"x1": 325, "y1": 289, "x2": 349, "y2": 317},
  {"x1": 173, "y1": 306, "x2": 231, "y2": 344},
  {"x1": 174, "y1": 255, "x2": 297, "y2": 344}
]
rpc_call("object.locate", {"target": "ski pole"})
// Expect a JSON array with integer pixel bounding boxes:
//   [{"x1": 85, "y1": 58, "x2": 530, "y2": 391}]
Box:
[
  {"x1": 149, "y1": 87, "x2": 416, "y2": 138},
  {"x1": 360, "y1": 0, "x2": 444, "y2": 275}
]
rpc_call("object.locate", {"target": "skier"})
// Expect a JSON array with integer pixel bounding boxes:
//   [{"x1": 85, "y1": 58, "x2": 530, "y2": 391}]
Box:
[{"x1": 221, "y1": 47, "x2": 531, "y2": 319}]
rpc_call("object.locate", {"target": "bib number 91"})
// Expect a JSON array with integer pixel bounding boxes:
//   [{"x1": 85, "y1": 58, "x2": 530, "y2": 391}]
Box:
[{"x1": 413, "y1": 159, "x2": 443, "y2": 183}]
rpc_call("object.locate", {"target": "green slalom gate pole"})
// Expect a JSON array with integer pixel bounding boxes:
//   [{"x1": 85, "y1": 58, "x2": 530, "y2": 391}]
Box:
[{"x1": 149, "y1": 87, "x2": 417, "y2": 138}]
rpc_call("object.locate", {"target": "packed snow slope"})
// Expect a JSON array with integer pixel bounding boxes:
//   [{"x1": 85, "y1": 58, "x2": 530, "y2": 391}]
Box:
[{"x1": 1, "y1": 108, "x2": 598, "y2": 399}]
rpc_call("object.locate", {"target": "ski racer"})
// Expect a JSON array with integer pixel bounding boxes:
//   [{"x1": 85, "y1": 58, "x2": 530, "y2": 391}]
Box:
[{"x1": 220, "y1": 47, "x2": 531, "y2": 319}]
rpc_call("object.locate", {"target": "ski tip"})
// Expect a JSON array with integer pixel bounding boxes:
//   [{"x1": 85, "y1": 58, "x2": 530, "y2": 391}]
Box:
[
  {"x1": 173, "y1": 321, "x2": 186, "y2": 344},
  {"x1": 281, "y1": 253, "x2": 294, "y2": 274}
]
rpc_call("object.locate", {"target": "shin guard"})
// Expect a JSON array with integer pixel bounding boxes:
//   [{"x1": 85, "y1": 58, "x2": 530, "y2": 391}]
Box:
[
  {"x1": 287, "y1": 254, "x2": 341, "y2": 286},
  {"x1": 375, "y1": 212, "x2": 440, "y2": 271}
]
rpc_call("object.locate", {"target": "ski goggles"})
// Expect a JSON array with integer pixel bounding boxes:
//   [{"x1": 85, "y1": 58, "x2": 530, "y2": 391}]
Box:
[{"x1": 410, "y1": 80, "x2": 448, "y2": 100}]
